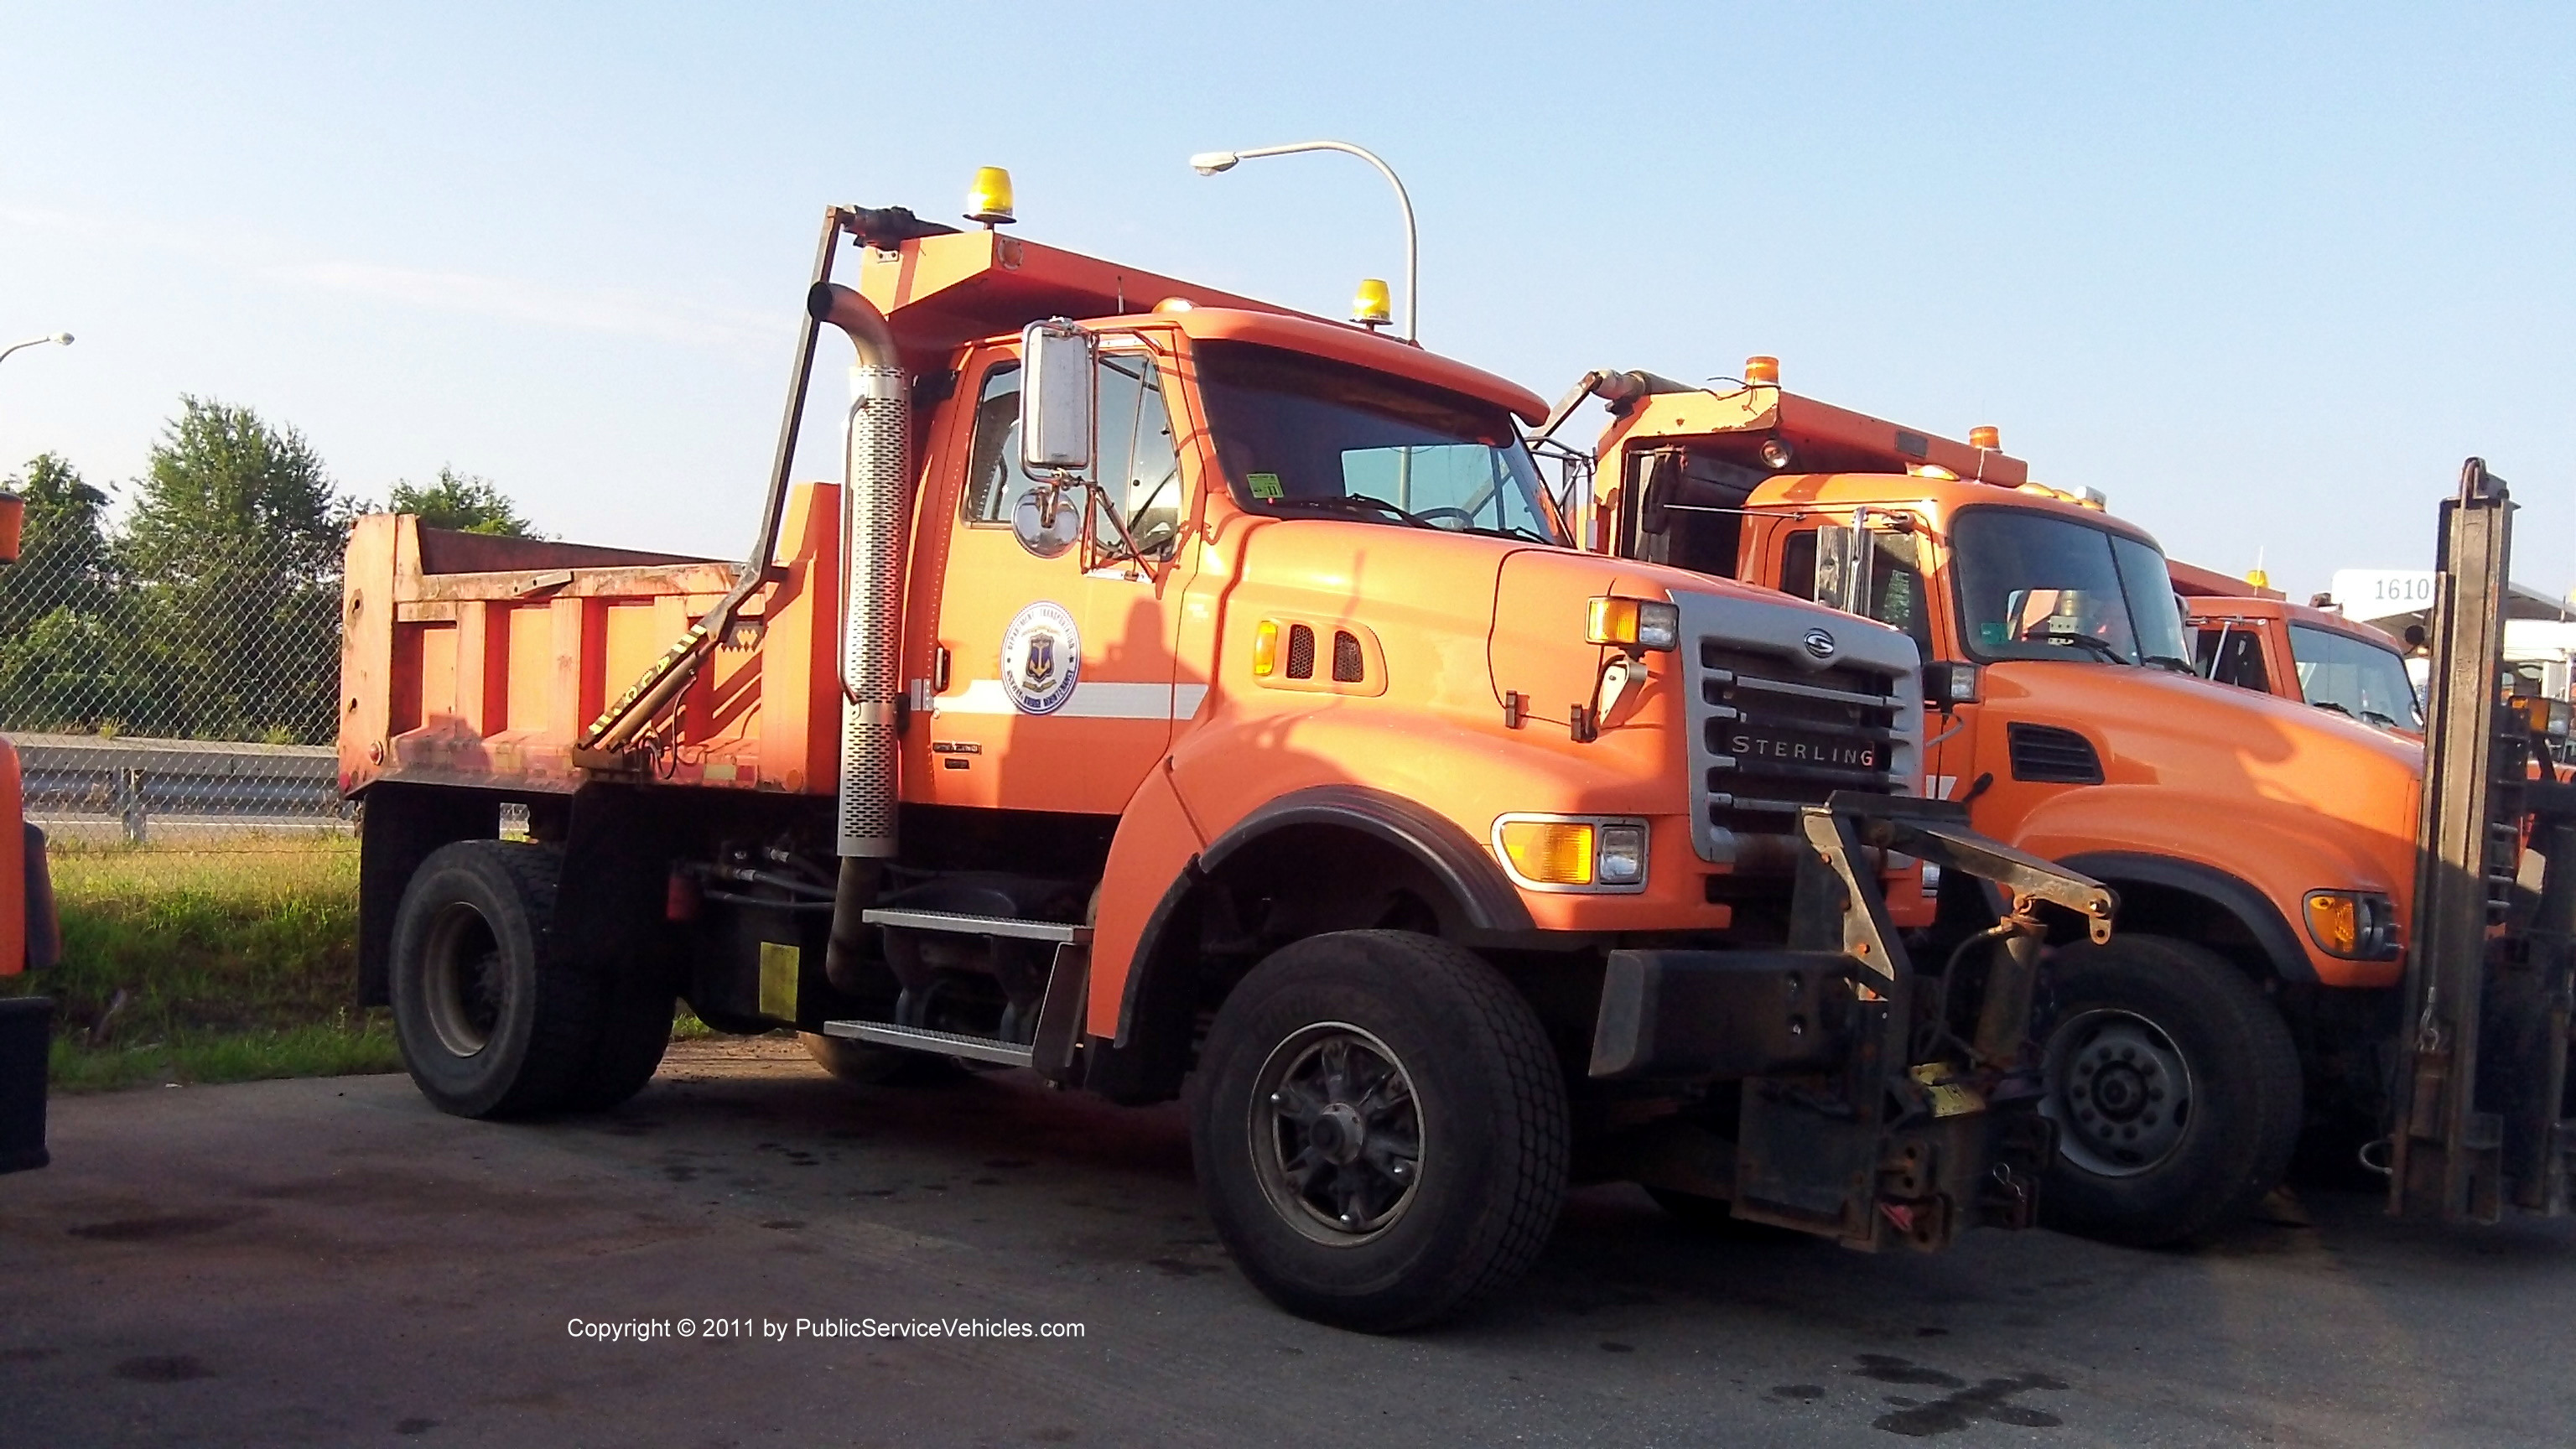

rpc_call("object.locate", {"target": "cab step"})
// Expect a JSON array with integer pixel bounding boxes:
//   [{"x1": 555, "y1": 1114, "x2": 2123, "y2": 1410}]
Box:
[
  {"x1": 860, "y1": 907, "x2": 1091, "y2": 944},
  {"x1": 818, "y1": 1019, "x2": 1034, "y2": 1068}
]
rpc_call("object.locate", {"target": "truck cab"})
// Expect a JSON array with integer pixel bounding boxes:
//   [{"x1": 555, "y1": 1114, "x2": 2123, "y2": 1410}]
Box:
[
  {"x1": 340, "y1": 198, "x2": 2111, "y2": 1330},
  {"x1": 2169, "y1": 564, "x2": 2423, "y2": 738},
  {"x1": 1576, "y1": 361, "x2": 2427, "y2": 1244}
]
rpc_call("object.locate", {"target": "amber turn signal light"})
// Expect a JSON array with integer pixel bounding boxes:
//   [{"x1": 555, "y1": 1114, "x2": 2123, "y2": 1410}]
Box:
[
  {"x1": 1499, "y1": 820, "x2": 1595, "y2": 886},
  {"x1": 1587, "y1": 596, "x2": 1680, "y2": 652}
]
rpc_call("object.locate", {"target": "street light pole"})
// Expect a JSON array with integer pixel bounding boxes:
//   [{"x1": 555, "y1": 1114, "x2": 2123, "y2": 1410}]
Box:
[
  {"x1": 1188, "y1": 142, "x2": 1417, "y2": 343},
  {"x1": 0, "y1": 333, "x2": 74, "y2": 369}
]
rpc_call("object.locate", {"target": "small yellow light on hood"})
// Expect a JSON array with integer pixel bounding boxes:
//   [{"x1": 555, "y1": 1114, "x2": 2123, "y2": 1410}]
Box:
[
  {"x1": 966, "y1": 167, "x2": 1017, "y2": 226},
  {"x1": 1252, "y1": 620, "x2": 1280, "y2": 677},
  {"x1": 1350, "y1": 278, "x2": 1393, "y2": 329}
]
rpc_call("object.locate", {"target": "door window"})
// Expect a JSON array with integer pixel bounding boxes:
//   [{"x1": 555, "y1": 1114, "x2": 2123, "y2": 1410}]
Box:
[
  {"x1": 1779, "y1": 524, "x2": 1936, "y2": 656},
  {"x1": 2194, "y1": 623, "x2": 2272, "y2": 692},
  {"x1": 963, "y1": 350, "x2": 1187, "y2": 560}
]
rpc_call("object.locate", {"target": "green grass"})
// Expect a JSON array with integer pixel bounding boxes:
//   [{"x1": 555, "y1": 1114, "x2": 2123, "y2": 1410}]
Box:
[{"x1": 0, "y1": 836, "x2": 396, "y2": 1091}]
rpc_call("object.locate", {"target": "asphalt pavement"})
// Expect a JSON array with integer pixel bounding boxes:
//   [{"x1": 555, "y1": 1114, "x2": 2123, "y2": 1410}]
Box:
[{"x1": 4, "y1": 1038, "x2": 2573, "y2": 1448}]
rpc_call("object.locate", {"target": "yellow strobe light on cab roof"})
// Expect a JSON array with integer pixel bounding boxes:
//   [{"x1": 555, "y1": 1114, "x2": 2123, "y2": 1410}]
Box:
[
  {"x1": 1587, "y1": 596, "x2": 1680, "y2": 652},
  {"x1": 966, "y1": 167, "x2": 1016, "y2": 227},
  {"x1": 1350, "y1": 278, "x2": 1393, "y2": 330},
  {"x1": 1743, "y1": 355, "x2": 1780, "y2": 386}
]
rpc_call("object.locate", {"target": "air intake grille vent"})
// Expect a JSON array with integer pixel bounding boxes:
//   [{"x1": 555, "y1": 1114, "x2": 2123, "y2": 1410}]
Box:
[
  {"x1": 1285, "y1": 625, "x2": 1316, "y2": 679},
  {"x1": 2006, "y1": 723, "x2": 2104, "y2": 785},
  {"x1": 1332, "y1": 630, "x2": 1364, "y2": 683}
]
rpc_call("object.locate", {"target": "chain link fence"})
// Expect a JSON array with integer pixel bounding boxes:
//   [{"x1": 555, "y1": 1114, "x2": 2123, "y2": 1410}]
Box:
[{"x1": 0, "y1": 530, "x2": 349, "y2": 843}]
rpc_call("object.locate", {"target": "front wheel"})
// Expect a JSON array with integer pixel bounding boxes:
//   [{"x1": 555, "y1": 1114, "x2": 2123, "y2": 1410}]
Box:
[
  {"x1": 1191, "y1": 931, "x2": 1568, "y2": 1332},
  {"x1": 2036, "y1": 933, "x2": 2302, "y2": 1245}
]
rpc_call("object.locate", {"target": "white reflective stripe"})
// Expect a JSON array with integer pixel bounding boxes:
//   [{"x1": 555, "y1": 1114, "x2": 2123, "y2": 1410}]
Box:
[{"x1": 935, "y1": 680, "x2": 1211, "y2": 720}]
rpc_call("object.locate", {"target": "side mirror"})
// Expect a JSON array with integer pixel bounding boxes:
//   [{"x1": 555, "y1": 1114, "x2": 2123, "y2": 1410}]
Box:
[
  {"x1": 2002, "y1": 588, "x2": 2033, "y2": 638},
  {"x1": 1020, "y1": 319, "x2": 1097, "y2": 475},
  {"x1": 1815, "y1": 525, "x2": 1870, "y2": 615}
]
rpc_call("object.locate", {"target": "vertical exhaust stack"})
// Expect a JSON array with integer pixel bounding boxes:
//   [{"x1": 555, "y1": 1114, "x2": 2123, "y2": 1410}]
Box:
[{"x1": 807, "y1": 281, "x2": 907, "y2": 861}]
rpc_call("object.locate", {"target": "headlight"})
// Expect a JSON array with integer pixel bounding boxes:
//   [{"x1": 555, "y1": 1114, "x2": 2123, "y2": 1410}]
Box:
[
  {"x1": 1587, "y1": 596, "x2": 1680, "y2": 652},
  {"x1": 1494, "y1": 814, "x2": 1651, "y2": 893},
  {"x1": 2303, "y1": 890, "x2": 2401, "y2": 960}
]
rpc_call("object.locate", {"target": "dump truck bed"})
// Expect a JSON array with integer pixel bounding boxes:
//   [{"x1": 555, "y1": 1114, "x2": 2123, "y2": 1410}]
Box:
[{"x1": 335, "y1": 485, "x2": 843, "y2": 801}]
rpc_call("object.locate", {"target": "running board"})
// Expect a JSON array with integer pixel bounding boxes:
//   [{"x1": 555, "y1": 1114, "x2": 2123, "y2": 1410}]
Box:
[
  {"x1": 860, "y1": 908, "x2": 1091, "y2": 944},
  {"x1": 819, "y1": 1019, "x2": 1034, "y2": 1069}
]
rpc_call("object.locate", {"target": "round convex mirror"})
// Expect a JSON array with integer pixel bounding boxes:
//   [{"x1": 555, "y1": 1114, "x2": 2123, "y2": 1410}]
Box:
[{"x1": 1013, "y1": 483, "x2": 1083, "y2": 558}]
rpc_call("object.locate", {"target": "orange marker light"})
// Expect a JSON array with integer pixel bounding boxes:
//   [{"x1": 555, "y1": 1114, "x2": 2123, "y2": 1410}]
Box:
[
  {"x1": 1743, "y1": 355, "x2": 1780, "y2": 386},
  {"x1": 1969, "y1": 425, "x2": 2001, "y2": 450},
  {"x1": 1252, "y1": 620, "x2": 1280, "y2": 677},
  {"x1": 1500, "y1": 820, "x2": 1595, "y2": 886}
]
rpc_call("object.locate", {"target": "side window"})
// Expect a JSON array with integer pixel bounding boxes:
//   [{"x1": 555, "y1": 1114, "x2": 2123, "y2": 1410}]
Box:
[
  {"x1": 960, "y1": 352, "x2": 1185, "y2": 561},
  {"x1": 2197, "y1": 625, "x2": 2271, "y2": 693},
  {"x1": 1778, "y1": 525, "x2": 1935, "y2": 656}
]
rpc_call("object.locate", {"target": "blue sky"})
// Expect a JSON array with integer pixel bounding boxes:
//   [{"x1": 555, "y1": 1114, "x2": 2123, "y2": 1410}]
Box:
[{"x1": 2, "y1": 3, "x2": 2568, "y2": 605}]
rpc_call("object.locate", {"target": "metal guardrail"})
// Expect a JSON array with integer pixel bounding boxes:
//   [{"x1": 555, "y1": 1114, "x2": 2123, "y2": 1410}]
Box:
[{"x1": 7, "y1": 733, "x2": 346, "y2": 843}]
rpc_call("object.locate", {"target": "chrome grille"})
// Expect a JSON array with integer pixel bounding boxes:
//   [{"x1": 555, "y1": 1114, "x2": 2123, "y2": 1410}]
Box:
[{"x1": 1672, "y1": 592, "x2": 1922, "y2": 865}]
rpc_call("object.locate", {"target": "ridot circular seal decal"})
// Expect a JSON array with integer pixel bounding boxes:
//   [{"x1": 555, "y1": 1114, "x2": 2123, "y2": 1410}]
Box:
[
  {"x1": 1001, "y1": 601, "x2": 1081, "y2": 715},
  {"x1": 1802, "y1": 626, "x2": 1838, "y2": 661}
]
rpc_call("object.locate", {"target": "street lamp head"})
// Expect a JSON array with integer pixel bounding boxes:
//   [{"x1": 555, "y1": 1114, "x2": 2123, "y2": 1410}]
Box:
[
  {"x1": 51, "y1": 333, "x2": 71, "y2": 346},
  {"x1": 1187, "y1": 151, "x2": 1240, "y2": 176}
]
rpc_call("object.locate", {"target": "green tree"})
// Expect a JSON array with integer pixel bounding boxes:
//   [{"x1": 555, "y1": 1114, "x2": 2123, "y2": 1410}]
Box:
[
  {"x1": 388, "y1": 465, "x2": 543, "y2": 538},
  {"x1": 122, "y1": 397, "x2": 354, "y2": 743},
  {"x1": 0, "y1": 454, "x2": 149, "y2": 733}
]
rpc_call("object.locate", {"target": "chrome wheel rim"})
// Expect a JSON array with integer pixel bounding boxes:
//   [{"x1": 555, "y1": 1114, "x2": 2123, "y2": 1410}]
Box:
[
  {"x1": 2043, "y1": 1007, "x2": 2194, "y2": 1177},
  {"x1": 1248, "y1": 1022, "x2": 1425, "y2": 1246},
  {"x1": 420, "y1": 902, "x2": 505, "y2": 1057}
]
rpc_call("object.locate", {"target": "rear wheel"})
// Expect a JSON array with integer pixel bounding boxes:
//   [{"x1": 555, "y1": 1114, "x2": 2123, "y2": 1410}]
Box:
[
  {"x1": 2036, "y1": 933, "x2": 2301, "y2": 1244},
  {"x1": 389, "y1": 841, "x2": 596, "y2": 1119},
  {"x1": 1191, "y1": 930, "x2": 1568, "y2": 1332}
]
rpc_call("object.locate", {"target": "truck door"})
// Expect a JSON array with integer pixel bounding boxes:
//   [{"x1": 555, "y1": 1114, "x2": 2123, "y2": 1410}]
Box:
[{"x1": 908, "y1": 337, "x2": 1200, "y2": 816}]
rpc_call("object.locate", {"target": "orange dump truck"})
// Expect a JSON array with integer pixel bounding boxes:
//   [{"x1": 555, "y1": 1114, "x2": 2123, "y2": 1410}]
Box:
[
  {"x1": 338, "y1": 191, "x2": 2117, "y2": 1329},
  {"x1": 1565, "y1": 363, "x2": 2575, "y2": 1243},
  {"x1": 0, "y1": 489, "x2": 65, "y2": 1174}
]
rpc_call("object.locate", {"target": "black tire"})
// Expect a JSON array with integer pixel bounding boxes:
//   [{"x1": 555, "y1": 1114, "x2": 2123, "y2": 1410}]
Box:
[
  {"x1": 797, "y1": 1031, "x2": 968, "y2": 1088},
  {"x1": 559, "y1": 971, "x2": 678, "y2": 1113},
  {"x1": 1191, "y1": 930, "x2": 1568, "y2": 1332},
  {"x1": 2036, "y1": 933, "x2": 2302, "y2": 1245},
  {"x1": 388, "y1": 841, "x2": 596, "y2": 1119}
]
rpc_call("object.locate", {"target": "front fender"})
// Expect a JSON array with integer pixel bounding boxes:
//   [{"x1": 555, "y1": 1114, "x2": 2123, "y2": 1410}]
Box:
[{"x1": 2006, "y1": 783, "x2": 2405, "y2": 986}]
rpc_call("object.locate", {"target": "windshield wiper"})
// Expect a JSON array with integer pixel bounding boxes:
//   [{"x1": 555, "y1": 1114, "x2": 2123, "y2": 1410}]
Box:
[
  {"x1": 2313, "y1": 700, "x2": 2355, "y2": 719},
  {"x1": 1462, "y1": 522, "x2": 1560, "y2": 545},
  {"x1": 2360, "y1": 709, "x2": 2402, "y2": 729},
  {"x1": 2142, "y1": 653, "x2": 2197, "y2": 675},
  {"x1": 2024, "y1": 630, "x2": 2130, "y2": 664},
  {"x1": 1266, "y1": 494, "x2": 1441, "y2": 530}
]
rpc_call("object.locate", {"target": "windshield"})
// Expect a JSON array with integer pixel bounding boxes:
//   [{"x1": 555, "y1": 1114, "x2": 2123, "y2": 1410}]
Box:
[
  {"x1": 1194, "y1": 341, "x2": 1561, "y2": 543},
  {"x1": 2289, "y1": 623, "x2": 2422, "y2": 731},
  {"x1": 1952, "y1": 508, "x2": 2192, "y2": 668}
]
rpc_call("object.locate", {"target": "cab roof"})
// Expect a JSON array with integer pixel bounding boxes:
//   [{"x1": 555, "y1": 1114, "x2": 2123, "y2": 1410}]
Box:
[{"x1": 853, "y1": 227, "x2": 1544, "y2": 423}]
